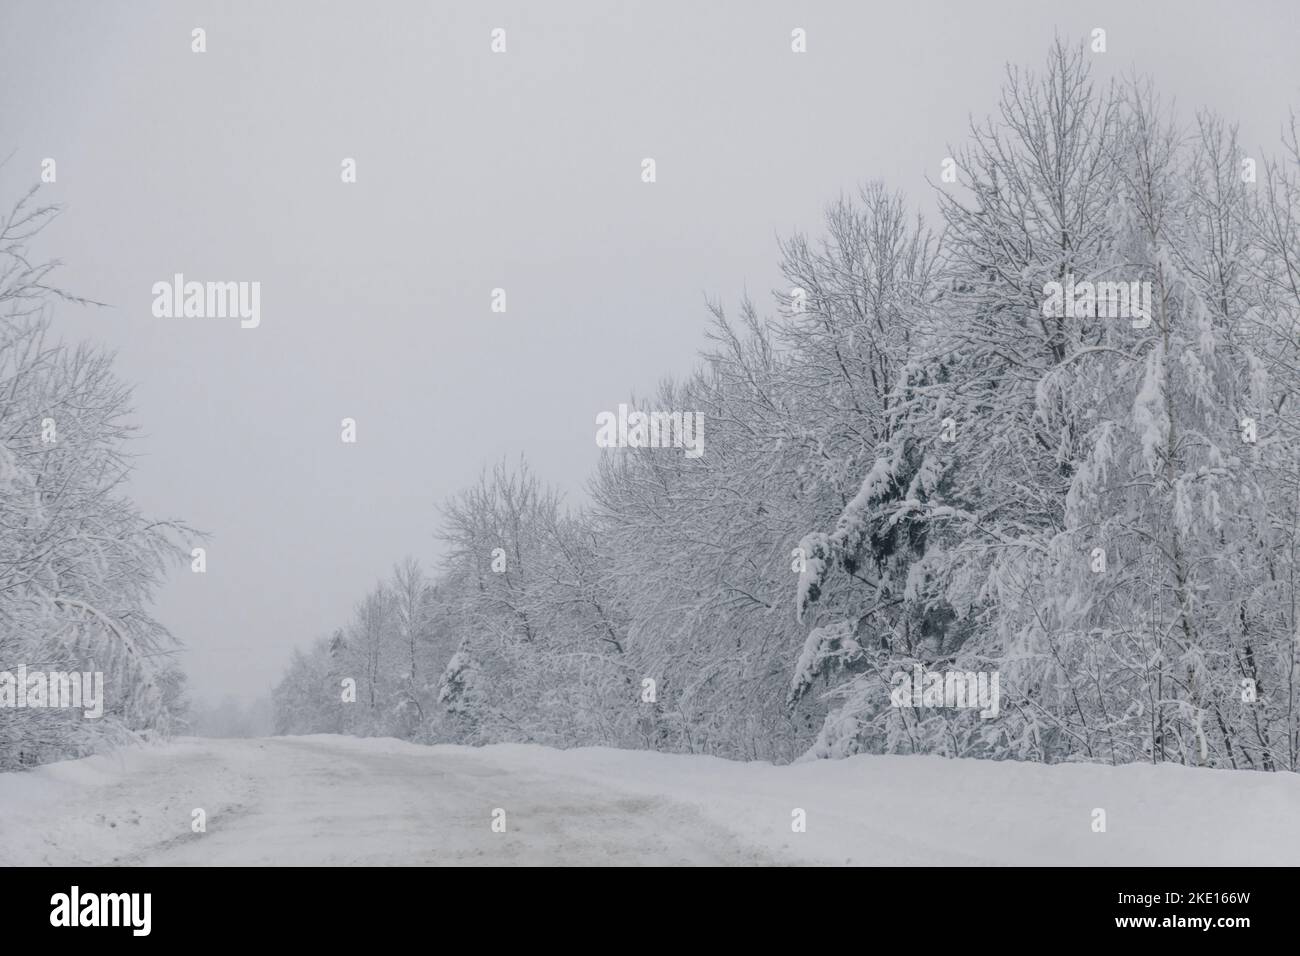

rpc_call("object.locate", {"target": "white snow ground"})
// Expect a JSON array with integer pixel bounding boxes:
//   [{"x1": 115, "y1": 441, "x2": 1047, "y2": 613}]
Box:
[{"x1": 1, "y1": 735, "x2": 1296, "y2": 865}]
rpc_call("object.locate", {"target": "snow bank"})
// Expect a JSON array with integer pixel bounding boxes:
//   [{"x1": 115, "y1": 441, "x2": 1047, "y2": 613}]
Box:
[{"x1": 469, "y1": 744, "x2": 1299, "y2": 865}]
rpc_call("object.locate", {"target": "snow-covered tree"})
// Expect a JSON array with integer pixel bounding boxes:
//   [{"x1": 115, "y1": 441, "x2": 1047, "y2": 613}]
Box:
[{"x1": 0, "y1": 185, "x2": 195, "y2": 769}]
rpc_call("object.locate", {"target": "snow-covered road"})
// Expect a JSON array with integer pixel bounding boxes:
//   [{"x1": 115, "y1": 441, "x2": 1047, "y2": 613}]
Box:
[
  {"x1": 0, "y1": 736, "x2": 776, "y2": 865},
  {"x1": 2, "y1": 735, "x2": 1298, "y2": 866}
]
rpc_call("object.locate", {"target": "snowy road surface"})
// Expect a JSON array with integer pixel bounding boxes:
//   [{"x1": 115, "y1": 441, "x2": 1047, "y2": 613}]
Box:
[{"x1": 2, "y1": 735, "x2": 1298, "y2": 866}]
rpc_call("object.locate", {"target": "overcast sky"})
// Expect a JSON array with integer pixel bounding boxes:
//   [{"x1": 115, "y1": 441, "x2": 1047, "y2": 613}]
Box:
[{"x1": 1, "y1": 0, "x2": 1296, "y2": 705}]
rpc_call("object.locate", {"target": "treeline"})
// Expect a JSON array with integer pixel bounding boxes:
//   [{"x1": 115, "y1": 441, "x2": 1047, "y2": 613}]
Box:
[
  {"x1": 275, "y1": 41, "x2": 1300, "y2": 770},
  {"x1": 0, "y1": 188, "x2": 193, "y2": 771}
]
